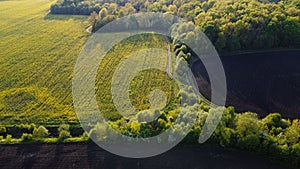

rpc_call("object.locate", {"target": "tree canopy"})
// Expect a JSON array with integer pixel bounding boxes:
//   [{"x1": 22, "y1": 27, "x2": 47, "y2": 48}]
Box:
[{"x1": 51, "y1": 0, "x2": 300, "y2": 52}]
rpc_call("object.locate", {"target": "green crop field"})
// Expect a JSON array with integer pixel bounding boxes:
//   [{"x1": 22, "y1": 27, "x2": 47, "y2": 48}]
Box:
[
  {"x1": 0, "y1": 0, "x2": 90, "y2": 124},
  {"x1": 94, "y1": 33, "x2": 179, "y2": 121},
  {"x1": 0, "y1": 0, "x2": 177, "y2": 125}
]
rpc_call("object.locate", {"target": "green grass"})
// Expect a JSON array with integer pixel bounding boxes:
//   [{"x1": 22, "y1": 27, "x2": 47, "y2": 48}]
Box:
[{"x1": 0, "y1": 0, "x2": 89, "y2": 124}]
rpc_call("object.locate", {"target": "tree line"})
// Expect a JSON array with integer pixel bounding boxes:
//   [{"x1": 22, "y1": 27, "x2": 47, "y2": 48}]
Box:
[
  {"x1": 1, "y1": 105, "x2": 299, "y2": 167},
  {"x1": 50, "y1": 0, "x2": 300, "y2": 53}
]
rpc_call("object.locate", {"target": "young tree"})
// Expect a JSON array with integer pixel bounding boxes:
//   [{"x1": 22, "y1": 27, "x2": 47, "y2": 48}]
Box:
[
  {"x1": 236, "y1": 112, "x2": 261, "y2": 137},
  {"x1": 89, "y1": 11, "x2": 100, "y2": 30},
  {"x1": 99, "y1": 7, "x2": 108, "y2": 19},
  {"x1": 129, "y1": 121, "x2": 141, "y2": 136},
  {"x1": 262, "y1": 113, "x2": 289, "y2": 135}
]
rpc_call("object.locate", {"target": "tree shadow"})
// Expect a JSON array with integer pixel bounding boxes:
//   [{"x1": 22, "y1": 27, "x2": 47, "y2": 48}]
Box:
[
  {"x1": 44, "y1": 13, "x2": 88, "y2": 21},
  {"x1": 87, "y1": 143, "x2": 141, "y2": 169},
  {"x1": 18, "y1": 145, "x2": 41, "y2": 169}
]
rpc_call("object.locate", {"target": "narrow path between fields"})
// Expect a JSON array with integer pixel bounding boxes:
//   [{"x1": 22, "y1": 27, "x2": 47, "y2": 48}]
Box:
[
  {"x1": 164, "y1": 36, "x2": 174, "y2": 79},
  {"x1": 86, "y1": 26, "x2": 92, "y2": 34}
]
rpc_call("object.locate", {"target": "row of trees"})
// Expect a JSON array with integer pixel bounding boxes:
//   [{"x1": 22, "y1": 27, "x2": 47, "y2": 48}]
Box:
[
  {"x1": 50, "y1": 0, "x2": 102, "y2": 15},
  {"x1": 87, "y1": 102, "x2": 300, "y2": 167},
  {"x1": 194, "y1": 0, "x2": 300, "y2": 52},
  {"x1": 1, "y1": 104, "x2": 300, "y2": 166},
  {"x1": 0, "y1": 124, "x2": 88, "y2": 143},
  {"x1": 50, "y1": 0, "x2": 138, "y2": 15},
  {"x1": 210, "y1": 109, "x2": 300, "y2": 167}
]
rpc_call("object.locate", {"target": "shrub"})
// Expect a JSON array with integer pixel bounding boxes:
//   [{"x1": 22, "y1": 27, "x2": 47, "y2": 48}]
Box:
[
  {"x1": 58, "y1": 124, "x2": 71, "y2": 140},
  {"x1": 5, "y1": 134, "x2": 12, "y2": 143},
  {"x1": 59, "y1": 130, "x2": 71, "y2": 140},
  {"x1": 18, "y1": 123, "x2": 36, "y2": 132},
  {"x1": 89, "y1": 123, "x2": 108, "y2": 141},
  {"x1": 21, "y1": 133, "x2": 33, "y2": 142},
  {"x1": 33, "y1": 126, "x2": 49, "y2": 140}
]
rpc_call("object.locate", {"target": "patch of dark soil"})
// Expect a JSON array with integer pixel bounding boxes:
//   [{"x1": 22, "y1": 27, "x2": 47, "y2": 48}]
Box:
[
  {"x1": 192, "y1": 50, "x2": 300, "y2": 119},
  {"x1": 0, "y1": 143, "x2": 292, "y2": 169}
]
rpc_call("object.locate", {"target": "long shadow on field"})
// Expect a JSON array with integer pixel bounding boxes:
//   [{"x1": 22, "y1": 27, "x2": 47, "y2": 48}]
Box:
[
  {"x1": 44, "y1": 13, "x2": 87, "y2": 21},
  {"x1": 19, "y1": 145, "x2": 41, "y2": 169},
  {"x1": 0, "y1": 143, "x2": 293, "y2": 169},
  {"x1": 87, "y1": 143, "x2": 141, "y2": 169}
]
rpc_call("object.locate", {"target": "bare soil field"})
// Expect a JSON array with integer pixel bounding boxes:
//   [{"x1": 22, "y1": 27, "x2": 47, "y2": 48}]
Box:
[
  {"x1": 0, "y1": 143, "x2": 292, "y2": 169},
  {"x1": 193, "y1": 50, "x2": 300, "y2": 119}
]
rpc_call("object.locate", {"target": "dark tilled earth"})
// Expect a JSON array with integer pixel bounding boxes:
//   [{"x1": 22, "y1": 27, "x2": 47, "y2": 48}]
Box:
[
  {"x1": 192, "y1": 50, "x2": 300, "y2": 119},
  {"x1": 0, "y1": 143, "x2": 292, "y2": 169}
]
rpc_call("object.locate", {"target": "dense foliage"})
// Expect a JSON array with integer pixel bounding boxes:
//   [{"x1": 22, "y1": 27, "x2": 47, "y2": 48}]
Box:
[{"x1": 51, "y1": 0, "x2": 300, "y2": 52}]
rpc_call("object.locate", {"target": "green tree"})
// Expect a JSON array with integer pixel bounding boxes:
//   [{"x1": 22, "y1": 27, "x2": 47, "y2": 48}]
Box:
[
  {"x1": 262, "y1": 113, "x2": 290, "y2": 135},
  {"x1": 213, "y1": 107, "x2": 236, "y2": 146},
  {"x1": 130, "y1": 121, "x2": 141, "y2": 136},
  {"x1": 262, "y1": 113, "x2": 283, "y2": 129},
  {"x1": 99, "y1": 7, "x2": 108, "y2": 19},
  {"x1": 285, "y1": 128, "x2": 299, "y2": 145},
  {"x1": 89, "y1": 11, "x2": 100, "y2": 31},
  {"x1": 236, "y1": 112, "x2": 261, "y2": 137},
  {"x1": 285, "y1": 120, "x2": 300, "y2": 145}
]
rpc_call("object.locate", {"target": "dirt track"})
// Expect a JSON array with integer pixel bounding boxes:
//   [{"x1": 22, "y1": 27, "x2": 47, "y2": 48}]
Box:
[
  {"x1": 0, "y1": 143, "x2": 292, "y2": 169},
  {"x1": 192, "y1": 50, "x2": 300, "y2": 119}
]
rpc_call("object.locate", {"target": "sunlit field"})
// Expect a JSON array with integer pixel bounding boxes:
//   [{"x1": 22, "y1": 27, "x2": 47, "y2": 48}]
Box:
[
  {"x1": 0, "y1": 0, "x2": 175, "y2": 124},
  {"x1": 94, "y1": 33, "x2": 178, "y2": 120},
  {"x1": 0, "y1": 0, "x2": 89, "y2": 124}
]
